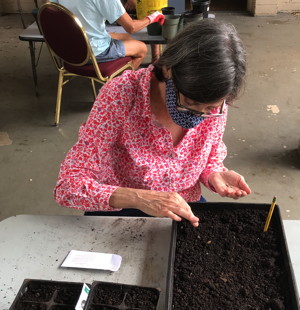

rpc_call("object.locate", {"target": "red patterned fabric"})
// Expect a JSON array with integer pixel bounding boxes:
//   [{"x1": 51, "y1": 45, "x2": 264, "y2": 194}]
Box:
[
  {"x1": 64, "y1": 57, "x2": 132, "y2": 78},
  {"x1": 54, "y1": 66, "x2": 228, "y2": 211}
]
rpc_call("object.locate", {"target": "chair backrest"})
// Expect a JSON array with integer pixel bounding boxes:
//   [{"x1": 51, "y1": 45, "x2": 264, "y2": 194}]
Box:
[{"x1": 38, "y1": 3, "x2": 91, "y2": 66}]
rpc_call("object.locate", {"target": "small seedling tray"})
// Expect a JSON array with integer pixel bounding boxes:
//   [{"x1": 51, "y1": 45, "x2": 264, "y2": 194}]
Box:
[
  {"x1": 9, "y1": 279, "x2": 87, "y2": 310},
  {"x1": 84, "y1": 281, "x2": 160, "y2": 310}
]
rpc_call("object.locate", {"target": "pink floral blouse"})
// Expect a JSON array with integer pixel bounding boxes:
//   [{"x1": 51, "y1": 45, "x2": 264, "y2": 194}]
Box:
[{"x1": 54, "y1": 66, "x2": 228, "y2": 211}]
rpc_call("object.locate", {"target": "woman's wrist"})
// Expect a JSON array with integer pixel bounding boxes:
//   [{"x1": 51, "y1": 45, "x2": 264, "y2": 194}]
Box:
[
  {"x1": 208, "y1": 172, "x2": 217, "y2": 186},
  {"x1": 109, "y1": 187, "x2": 161, "y2": 211},
  {"x1": 109, "y1": 187, "x2": 143, "y2": 209}
]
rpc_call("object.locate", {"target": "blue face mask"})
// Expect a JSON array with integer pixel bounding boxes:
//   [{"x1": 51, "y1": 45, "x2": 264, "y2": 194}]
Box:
[{"x1": 165, "y1": 79, "x2": 204, "y2": 129}]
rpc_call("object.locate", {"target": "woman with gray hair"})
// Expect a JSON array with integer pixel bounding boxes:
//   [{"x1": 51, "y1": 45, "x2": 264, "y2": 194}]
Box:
[{"x1": 54, "y1": 19, "x2": 251, "y2": 227}]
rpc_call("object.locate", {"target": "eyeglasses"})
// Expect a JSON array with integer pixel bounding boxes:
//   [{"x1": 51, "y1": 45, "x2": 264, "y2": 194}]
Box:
[{"x1": 175, "y1": 90, "x2": 226, "y2": 118}]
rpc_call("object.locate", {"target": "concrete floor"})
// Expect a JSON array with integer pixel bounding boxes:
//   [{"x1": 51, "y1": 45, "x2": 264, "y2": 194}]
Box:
[{"x1": 0, "y1": 12, "x2": 299, "y2": 222}]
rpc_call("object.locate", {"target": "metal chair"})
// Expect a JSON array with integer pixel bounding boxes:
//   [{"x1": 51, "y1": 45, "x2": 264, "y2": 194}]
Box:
[{"x1": 38, "y1": 2, "x2": 134, "y2": 126}]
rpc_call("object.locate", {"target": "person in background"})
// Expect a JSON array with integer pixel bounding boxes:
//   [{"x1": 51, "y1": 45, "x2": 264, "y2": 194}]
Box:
[
  {"x1": 54, "y1": 19, "x2": 251, "y2": 227},
  {"x1": 48, "y1": 0, "x2": 164, "y2": 69},
  {"x1": 123, "y1": 0, "x2": 162, "y2": 63},
  {"x1": 123, "y1": 0, "x2": 136, "y2": 11}
]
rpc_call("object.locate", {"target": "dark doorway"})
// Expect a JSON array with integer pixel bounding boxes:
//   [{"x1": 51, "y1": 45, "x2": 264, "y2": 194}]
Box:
[{"x1": 210, "y1": 0, "x2": 247, "y2": 11}]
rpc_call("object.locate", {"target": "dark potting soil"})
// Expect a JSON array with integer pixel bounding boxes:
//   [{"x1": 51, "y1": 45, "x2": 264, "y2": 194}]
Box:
[
  {"x1": 92, "y1": 284, "x2": 124, "y2": 305},
  {"x1": 53, "y1": 306, "x2": 71, "y2": 310},
  {"x1": 124, "y1": 287, "x2": 159, "y2": 308},
  {"x1": 87, "y1": 282, "x2": 159, "y2": 310},
  {"x1": 54, "y1": 285, "x2": 83, "y2": 304},
  {"x1": 89, "y1": 307, "x2": 119, "y2": 310},
  {"x1": 15, "y1": 304, "x2": 46, "y2": 310},
  {"x1": 50, "y1": 306, "x2": 76, "y2": 310},
  {"x1": 20, "y1": 281, "x2": 56, "y2": 302},
  {"x1": 172, "y1": 207, "x2": 293, "y2": 310}
]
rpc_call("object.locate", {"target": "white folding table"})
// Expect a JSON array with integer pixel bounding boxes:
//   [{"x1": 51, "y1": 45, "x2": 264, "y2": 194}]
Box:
[
  {"x1": 0, "y1": 215, "x2": 172, "y2": 310},
  {"x1": 0, "y1": 215, "x2": 299, "y2": 309}
]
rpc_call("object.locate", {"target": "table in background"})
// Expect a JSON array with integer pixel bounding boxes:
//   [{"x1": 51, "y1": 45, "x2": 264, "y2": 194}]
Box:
[
  {"x1": 0, "y1": 214, "x2": 172, "y2": 310},
  {"x1": 19, "y1": 22, "x2": 167, "y2": 95},
  {"x1": 107, "y1": 24, "x2": 167, "y2": 45}
]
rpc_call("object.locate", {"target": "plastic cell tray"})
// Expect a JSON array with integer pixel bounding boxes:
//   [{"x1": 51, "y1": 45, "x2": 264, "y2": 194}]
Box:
[
  {"x1": 10, "y1": 279, "x2": 160, "y2": 310},
  {"x1": 84, "y1": 281, "x2": 160, "y2": 310},
  {"x1": 9, "y1": 279, "x2": 87, "y2": 310}
]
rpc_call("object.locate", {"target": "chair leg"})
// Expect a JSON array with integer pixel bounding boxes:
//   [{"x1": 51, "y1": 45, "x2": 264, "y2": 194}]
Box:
[
  {"x1": 54, "y1": 70, "x2": 64, "y2": 126},
  {"x1": 159, "y1": 44, "x2": 163, "y2": 55},
  {"x1": 91, "y1": 79, "x2": 97, "y2": 100}
]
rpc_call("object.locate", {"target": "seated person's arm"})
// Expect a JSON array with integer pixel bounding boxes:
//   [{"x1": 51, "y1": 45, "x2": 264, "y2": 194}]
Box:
[
  {"x1": 117, "y1": 11, "x2": 164, "y2": 34},
  {"x1": 116, "y1": 12, "x2": 150, "y2": 34}
]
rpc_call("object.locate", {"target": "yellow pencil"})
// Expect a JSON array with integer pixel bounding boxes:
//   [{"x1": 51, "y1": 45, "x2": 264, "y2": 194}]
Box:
[{"x1": 263, "y1": 197, "x2": 277, "y2": 232}]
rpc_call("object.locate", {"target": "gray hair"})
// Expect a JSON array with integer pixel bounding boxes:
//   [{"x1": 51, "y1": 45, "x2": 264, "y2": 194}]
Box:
[{"x1": 153, "y1": 19, "x2": 246, "y2": 103}]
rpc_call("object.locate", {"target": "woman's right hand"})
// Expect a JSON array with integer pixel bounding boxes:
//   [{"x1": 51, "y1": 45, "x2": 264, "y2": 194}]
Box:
[{"x1": 109, "y1": 188, "x2": 199, "y2": 227}]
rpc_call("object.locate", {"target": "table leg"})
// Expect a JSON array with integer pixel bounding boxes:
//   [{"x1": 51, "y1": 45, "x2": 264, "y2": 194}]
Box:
[
  {"x1": 29, "y1": 41, "x2": 39, "y2": 96},
  {"x1": 16, "y1": 0, "x2": 26, "y2": 28}
]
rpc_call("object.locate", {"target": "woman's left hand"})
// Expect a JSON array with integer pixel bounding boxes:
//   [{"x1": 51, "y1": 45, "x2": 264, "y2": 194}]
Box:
[{"x1": 208, "y1": 170, "x2": 251, "y2": 199}]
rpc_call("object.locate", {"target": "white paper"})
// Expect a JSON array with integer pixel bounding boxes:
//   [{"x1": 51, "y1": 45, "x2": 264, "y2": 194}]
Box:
[
  {"x1": 61, "y1": 250, "x2": 122, "y2": 271},
  {"x1": 75, "y1": 283, "x2": 90, "y2": 310}
]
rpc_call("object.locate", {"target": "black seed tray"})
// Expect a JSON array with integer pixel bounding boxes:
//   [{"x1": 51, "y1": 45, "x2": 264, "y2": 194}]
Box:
[
  {"x1": 9, "y1": 279, "x2": 89, "y2": 310},
  {"x1": 165, "y1": 202, "x2": 300, "y2": 310},
  {"x1": 84, "y1": 281, "x2": 160, "y2": 310}
]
